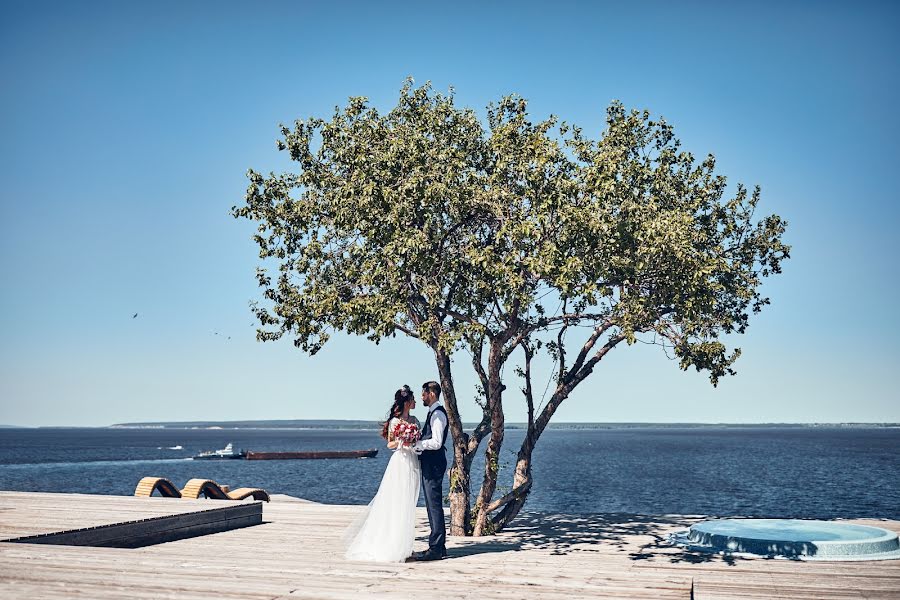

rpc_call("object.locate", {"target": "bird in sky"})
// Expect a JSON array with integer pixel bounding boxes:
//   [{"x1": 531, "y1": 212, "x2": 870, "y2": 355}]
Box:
[{"x1": 132, "y1": 313, "x2": 138, "y2": 319}]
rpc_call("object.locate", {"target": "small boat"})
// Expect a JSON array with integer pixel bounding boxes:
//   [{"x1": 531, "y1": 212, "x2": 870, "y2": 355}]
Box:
[
  {"x1": 192, "y1": 443, "x2": 245, "y2": 460},
  {"x1": 244, "y1": 449, "x2": 378, "y2": 460}
]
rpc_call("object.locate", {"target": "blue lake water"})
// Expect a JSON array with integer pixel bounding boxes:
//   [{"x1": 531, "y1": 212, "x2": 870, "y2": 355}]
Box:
[{"x1": 0, "y1": 427, "x2": 897, "y2": 519}]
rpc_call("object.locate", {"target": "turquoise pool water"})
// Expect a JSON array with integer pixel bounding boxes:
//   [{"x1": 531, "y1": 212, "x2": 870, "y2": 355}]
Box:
[
  {"x1": 674, "y1": 518, "x2": 900, "y2": 560},
  {"x1": 692, "y1": 519, "x2": 888, "y2": 542}
]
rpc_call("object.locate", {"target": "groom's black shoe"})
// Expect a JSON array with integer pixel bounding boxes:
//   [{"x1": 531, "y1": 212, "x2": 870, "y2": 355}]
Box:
[
  {"x1": 407, "y1": 550, "x2": 428, "y2": 562},
  {"x1": 418, "y1": 547, "x2": 446, "y2": 561}
]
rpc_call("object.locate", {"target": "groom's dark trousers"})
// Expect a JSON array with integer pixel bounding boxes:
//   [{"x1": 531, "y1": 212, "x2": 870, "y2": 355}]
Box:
[
  {"x1": 421, "y1": 452, "x2": 447, "y2": 551},
  {"x1": 419, "y1": 405, "x2": 448, "y2": 552}
]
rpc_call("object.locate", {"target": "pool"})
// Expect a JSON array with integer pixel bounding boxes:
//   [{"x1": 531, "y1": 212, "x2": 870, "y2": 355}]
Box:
[{"x1": 670, "y1": 519, "x2": 900, "y2": 561}]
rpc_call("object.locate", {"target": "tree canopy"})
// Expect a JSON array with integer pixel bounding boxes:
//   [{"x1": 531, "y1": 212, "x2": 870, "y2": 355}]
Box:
[{"x1": 234, "y1": 79, "x2": 790, "y2": 534}]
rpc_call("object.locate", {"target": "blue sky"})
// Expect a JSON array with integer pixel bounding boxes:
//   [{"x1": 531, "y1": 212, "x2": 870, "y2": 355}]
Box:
[{"x1": 1, "y1": 0, "x2": 897, "y2": 426}]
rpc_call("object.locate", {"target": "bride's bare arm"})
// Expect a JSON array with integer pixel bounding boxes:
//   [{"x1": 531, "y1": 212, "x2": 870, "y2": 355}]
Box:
[{"x1": 386, "y1": 419, "x2": 399, "y2": 449}]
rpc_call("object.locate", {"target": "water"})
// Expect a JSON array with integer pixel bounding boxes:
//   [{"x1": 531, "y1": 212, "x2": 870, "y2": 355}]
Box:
[
  {"x1": 691, "y1": 520, "x2": 888, "y2": 542},
  {"x1": 0, "y1": 427, "x2": 897, "y2": 519}
]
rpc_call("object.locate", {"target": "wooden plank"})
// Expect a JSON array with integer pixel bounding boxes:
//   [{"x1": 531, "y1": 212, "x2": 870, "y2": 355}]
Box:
[
  {"x1": 693, "y1": 578, "x2": 867, "y2": 599},
  {"x1": 0, "y1": 563, "x2": 691, "y2": 600}
]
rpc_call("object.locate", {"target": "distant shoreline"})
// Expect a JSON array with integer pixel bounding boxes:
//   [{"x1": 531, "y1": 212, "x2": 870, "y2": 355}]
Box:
[{"x1": 2, "y1": 420, "x2": 897, "y2": 430}]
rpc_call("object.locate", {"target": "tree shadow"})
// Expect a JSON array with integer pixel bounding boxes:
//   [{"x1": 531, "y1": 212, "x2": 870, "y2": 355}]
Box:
[{"x1": 440, "y1": 512, "x2": 754, "y2": 565}]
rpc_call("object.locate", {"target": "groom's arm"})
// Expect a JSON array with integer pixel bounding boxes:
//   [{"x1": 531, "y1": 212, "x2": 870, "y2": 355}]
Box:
[{"x1": 414, "y1": 412, "x2": 447, "y2": 452}]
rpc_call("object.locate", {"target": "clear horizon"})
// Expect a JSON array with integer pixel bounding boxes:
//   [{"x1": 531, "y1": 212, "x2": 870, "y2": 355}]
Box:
[
  {"x1": 1, "y1": 1, "x2": 898, "y2": 427},
  {"x1": 3, "y1": 419, "x2": 898, "y2": 429}
]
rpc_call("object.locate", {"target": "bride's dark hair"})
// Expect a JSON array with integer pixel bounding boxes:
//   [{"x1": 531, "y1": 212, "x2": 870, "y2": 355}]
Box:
[{"x1": 381, "y1": 385, "x2": 413, "y2": 440}]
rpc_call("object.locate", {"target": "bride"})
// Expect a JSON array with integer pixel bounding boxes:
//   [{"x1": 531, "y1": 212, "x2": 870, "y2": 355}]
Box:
[{"x1": 344, "y1": 385, "x2": 421, "y2": 562}]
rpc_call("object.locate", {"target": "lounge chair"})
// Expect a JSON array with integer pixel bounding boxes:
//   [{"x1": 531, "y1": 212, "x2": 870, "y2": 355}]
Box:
[
  {"x1": 180, "y1": 478, "x2": 270, "y2": 502},
  {"x1": 134, "y1": 476, "x2": 182, "y2": 498}
]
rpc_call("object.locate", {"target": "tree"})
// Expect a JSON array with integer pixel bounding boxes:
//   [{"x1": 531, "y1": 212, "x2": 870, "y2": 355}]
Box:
[{"x1": 232, "y1": 79, "x2": 790, "y2": 536}]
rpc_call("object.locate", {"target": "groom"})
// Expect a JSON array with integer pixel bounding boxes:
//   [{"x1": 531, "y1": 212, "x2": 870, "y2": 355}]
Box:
[{"x1": 411, "y1": 380, "x2": 448, "y2": 561}]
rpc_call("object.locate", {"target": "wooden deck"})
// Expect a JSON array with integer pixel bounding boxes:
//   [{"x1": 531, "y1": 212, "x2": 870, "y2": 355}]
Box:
[
  {"x1": 0, "y1": 491, "x2": 898, "y2": 599},
  {"x1": 1, "y1": 495, "x2": 262, "y2": 548}
]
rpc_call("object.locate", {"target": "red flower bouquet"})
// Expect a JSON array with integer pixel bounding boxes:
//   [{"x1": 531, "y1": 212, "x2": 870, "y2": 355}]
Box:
[{"x1": 392, "y1": 420, "x2": 420, "y2": 446}]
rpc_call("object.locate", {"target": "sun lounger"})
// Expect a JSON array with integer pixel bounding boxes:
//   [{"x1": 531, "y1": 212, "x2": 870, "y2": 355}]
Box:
[
  {"x1": 134, "y1": 477, "x2": 182, "y2": 498},
  {"x1": 180, "y1": 478, "x2": 270, "y2": 502},
  {"x1": 134, "y1": 477, "x2": 270, "y2": 502}
]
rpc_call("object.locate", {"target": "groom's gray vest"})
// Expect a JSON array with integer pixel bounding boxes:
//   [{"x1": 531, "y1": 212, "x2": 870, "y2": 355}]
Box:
[{"x1": 420, "y1": 405, "x2": 448, "y2": 479}]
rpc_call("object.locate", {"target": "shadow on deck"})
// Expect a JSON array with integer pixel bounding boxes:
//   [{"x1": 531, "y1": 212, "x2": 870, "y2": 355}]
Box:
[{"x1": 440, "y1": 512, "x2": 753, "y2": 565}]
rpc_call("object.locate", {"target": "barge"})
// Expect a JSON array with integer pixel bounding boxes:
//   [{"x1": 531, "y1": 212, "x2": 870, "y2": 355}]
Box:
[
  {"x1": 192, "y1": 443, "x2": 378, "y2": 460},
  {"x1": 244, "y1": 449, "x2": 378, "y2": 460}
]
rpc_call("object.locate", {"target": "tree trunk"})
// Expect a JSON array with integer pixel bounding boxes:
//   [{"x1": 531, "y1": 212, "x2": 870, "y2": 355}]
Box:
[
  {"x1": 489, "y1": 337, "x2": 538, "y2": 531},
  {"x1": 432, "y1": 348, "x2": 471, "y2": 536},
  {"x1": 491, "y1": 422, "x2": 537, "y2": 530},
  {"x1": 471, "y1": 342, "x2": 505, "y2": 536},
  {"x1": 434, "y1": 331, "x2": 624, "y2": 536},
  {"x1": 448, "y1": 447, "x2": 477, "y2": 535},
  {"x1": 488, "y1": 334, "x2": 626, "y2": 531}
]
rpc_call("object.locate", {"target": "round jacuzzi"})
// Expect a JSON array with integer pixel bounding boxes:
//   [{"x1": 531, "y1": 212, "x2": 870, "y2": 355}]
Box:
[{"x1": 670, "y1": 519, "x2": 900, "y2": 561}]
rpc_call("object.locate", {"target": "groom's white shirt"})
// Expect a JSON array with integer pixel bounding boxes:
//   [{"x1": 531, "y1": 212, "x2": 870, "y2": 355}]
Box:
[{"x1": 414, "y1": 400, "x2": 447, "y2": 453}]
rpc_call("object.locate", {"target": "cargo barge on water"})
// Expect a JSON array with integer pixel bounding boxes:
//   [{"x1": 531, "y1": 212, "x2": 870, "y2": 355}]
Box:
[
  {"x1": 245, "y1": 449, "x2": 378, "y2": 460},
  {"x1": 192, "y1": 444, "x2": 377, "y2": 460}
]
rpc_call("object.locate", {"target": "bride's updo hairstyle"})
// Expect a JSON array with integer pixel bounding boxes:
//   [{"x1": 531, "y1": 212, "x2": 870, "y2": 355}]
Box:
[{"x1": 380, "y1": 385, "x2": 413, "y2": 440}]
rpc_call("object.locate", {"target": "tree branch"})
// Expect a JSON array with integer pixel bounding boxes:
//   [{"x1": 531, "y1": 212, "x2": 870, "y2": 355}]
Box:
[
  {"x1": 541, "y1": 311, "x2": 612, "y2": 325},
  {"x1": 486, "y1": 478, "x2": 533, "y2": 513},
  {"x1": 470, "y1": 334, "x2": 489, "y2": 391},
  {"x1": 433, "y1": 303, "x2": 475, "y2": 324},
  {"x1": 523, "y1": 341, "x2": 535, "y2": 432},
  {"x1": 464, "y1": 333, "x2": 492, "y2": 453},
  {"x1": 392, "y1": 321, "x2": 419, "y2": 338},
  {"x1": 535, "y1": 333, "x2": 626, "y2": 437},
  {"x1": 564, "y1": 320, "x2": 615, "y2": 383},
  {"x1": 501, "y1": 327, "x2": 530, "y2": 361},
  {"x1": 501, "y1": 308, "x2": 613, "y2": 362},
  {"x1": 567, "y1": 333, "x2": 626, "y2": 390},
  {"x1": 441, "y1": 273, "x2": 466, "y2": 323},
  {"x1": 557, "y1": 299, "x2": 568, "y2": 382},
  {"x1": 492, "y1": 297, "x2": 506, "y2": 328},
  {"x1": 467, "y1": 413, "x2": 492, "y2": 454}
]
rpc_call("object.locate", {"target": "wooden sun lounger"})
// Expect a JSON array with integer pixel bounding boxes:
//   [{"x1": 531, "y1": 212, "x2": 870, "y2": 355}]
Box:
[
  {"x1": 135, "y1": 477, "x2": 270, "y2": 502},
  {"x1": 134, "y1": 477, "x2": 182, "y2": 498},
  {"x1": 180, "y1": 478, "x2": 270, "y2": 502}
]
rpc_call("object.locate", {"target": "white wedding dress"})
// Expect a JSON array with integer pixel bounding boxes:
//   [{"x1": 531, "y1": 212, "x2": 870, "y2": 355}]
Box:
[{"x1": 344, "y1": 417, "x2": 421, "y2": 562}]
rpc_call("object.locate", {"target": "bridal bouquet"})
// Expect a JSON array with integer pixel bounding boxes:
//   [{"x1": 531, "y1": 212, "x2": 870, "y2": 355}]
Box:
[{"x1": 392, "y1": 420, "x2": 420, "y2": 447}]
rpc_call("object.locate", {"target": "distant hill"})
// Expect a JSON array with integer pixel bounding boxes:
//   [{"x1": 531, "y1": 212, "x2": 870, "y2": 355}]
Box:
[
  {"x1": 109, "y1": 419, "x2": 381, "y2": 430},
  {"x1": 107, "y1": 419, "x2": 899, "y2": 430}
]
